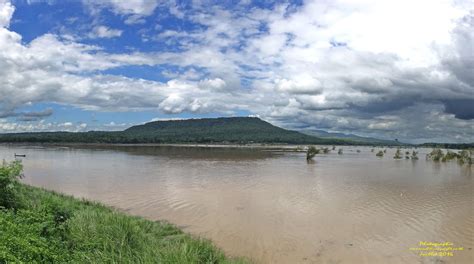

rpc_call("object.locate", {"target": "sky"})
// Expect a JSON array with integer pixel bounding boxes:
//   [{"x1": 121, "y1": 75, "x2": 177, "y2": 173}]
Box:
[{"x1": 0, "y1": 0, "x2": 473, "y2": 143}]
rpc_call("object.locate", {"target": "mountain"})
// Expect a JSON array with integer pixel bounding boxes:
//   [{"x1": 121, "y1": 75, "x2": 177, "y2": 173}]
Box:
[
  {"x1": 122, "y1": 117, "x2": 339, "y2": 144},
  {"x1": 300, "y1": 129, "x2": 401, "y2": 145},
  {"x1": 0, "y1": 117, "x2": 347, "y2": 145}
]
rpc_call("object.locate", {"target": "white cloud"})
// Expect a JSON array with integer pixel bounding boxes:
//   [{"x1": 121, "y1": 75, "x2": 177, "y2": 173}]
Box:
[
  {"x1": 198, "y1": 78, "x2": 227, "y2": 91},
  {"x1": 0, "y1": 119, "x2": 89, "y2": 133},
  {"x1": 276, "y1": 74, "x2": 322, "y2": 94},
  {"x1": 89, "y1": 25, "x2": 123, "y2": 39},
  {"x1": 0, "y1": 0, "x2": 473, "y2": 142},
  {"x1": 84, "y1": 0, "x2": 160, "y2": 16},
  {"x1": 0, "y1": 0, "x2": 14, "y2": 28}
]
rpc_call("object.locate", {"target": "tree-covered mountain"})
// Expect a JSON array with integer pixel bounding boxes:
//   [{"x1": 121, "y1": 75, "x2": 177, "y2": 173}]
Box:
[
  {"x1": 0, "y1": 117, "x2": 349, "y2": 144},
  {"x1": 122, "y1": 117, "x2": 333, "y2": 144}
]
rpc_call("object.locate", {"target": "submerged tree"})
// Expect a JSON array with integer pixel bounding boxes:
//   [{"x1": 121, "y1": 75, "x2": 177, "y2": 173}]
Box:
[
  {"x1": 393, "y1": 148, "x2": 402, "y2": 159},
  {"x1": 458, "y1": 149, "x2": 473, "y2": 165},
  {"x1": 427, "y1": 148, "x2": 444, "y2": 162},
  {"x1": 322, "y1": 147, "x2": 330, "y2": 154},
  {"x1": 376, "y1": 150, "x2": 384, "y2": 157},
  {"x1": 442, "y1": 150, "x2": 458, "y2": 162},
  {"x1": 306, "y1": 146, "x2": 320, "y2": 161},
  {"x1": 338, "y1": 148, "x2": 343, "y2": 155},
  {"x1": 426, "y1": 148, "x2": 472, "y2": 166},
  {"x1": 411, "y1": 151, "x2": 419, "y2": 160}
]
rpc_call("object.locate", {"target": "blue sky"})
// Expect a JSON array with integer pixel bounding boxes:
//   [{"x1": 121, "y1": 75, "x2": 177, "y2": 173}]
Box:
[{"x1": 0, "y1": 0, "x2": 473, "y2": 143}]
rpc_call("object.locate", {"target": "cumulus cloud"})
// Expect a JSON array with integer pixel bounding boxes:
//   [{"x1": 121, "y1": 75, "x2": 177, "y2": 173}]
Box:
[
  {"x1": 0, "y1": 0, "x2": 473, "y2": 142},
  {"x1": 149, "y1": 0, "x2": 473, "y2": 142},
  {"x1": 0, "y1": 0, "x2": 14, "y2": 28}
]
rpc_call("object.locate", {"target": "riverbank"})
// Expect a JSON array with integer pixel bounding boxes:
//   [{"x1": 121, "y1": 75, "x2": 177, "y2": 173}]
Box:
[{"x1": 0, "y1": 162, "x2": 247, "y2": 263}]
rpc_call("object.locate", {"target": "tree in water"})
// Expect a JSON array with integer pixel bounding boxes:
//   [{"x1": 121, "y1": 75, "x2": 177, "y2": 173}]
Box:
[
  {"x1": 427, "y1": 148, "x2": 444, "y2": 162},
  {"x1": 306, "y1": 146, "x2": 320, "y2": 161},
  {"x1": 393, "y1": 148, "x2": 402, "y2": 159},
  {"x1": 338, "y1": 148, "x2": 343, "y2": 155},
  {"x1": 376, "y1": 150, "x2": 384, "y2": 157},
  {"x1": 457, "y1": 149, "x2": 472, "y2": 165}
]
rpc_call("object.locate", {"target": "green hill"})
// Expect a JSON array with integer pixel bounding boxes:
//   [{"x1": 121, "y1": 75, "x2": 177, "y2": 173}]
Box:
[
  {"x1": 123, "y1": 117, "x2": 332, "y2": 144},
  {"x1": 0, "y1": 117, "x2": 347, "y2": 144}
]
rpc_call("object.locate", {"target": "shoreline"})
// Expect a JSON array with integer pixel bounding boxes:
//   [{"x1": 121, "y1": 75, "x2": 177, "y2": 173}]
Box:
[
  {"x1": 0, "y1": 142, "x2": 388, "y2": 150},
  {"x1": 0, "y1": 180, "x2": 249, "y2": 263}
]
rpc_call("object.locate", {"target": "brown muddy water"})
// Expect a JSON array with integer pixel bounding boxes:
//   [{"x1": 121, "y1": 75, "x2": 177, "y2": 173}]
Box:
[{"x1": 1, "y1": 144, "x2": 472, "y2": 263}]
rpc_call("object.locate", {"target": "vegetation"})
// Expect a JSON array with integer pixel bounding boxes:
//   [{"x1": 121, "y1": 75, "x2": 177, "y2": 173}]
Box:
[
  {"x1": 1, "y1": 117, "x2": 467, "y2": 149},
  {"x1": 338, "y1": 148, "x2": 343, "y2": 155},
  {"x1": 306, "y1": 146, "x2": 320, "y2": 160},
  {"x1": 376, "y1": 150, "x2": 384, "y2": 157},
  {"x1": 0, "y1": 161, "x2": 247, "y2": 264},
  {"x1": 426, "y1": 148, "x2": 473, "y2": 165},
  {"x1": 458, "y1": 149, "x2": 473, "y2": 165},
  {"x1": 442, "y1": 150, "x2": 458, "y2": 162},
  {"x1": 411, "y1": 151, "x2": 419, "y2": 160},
  {"x1": 0, "y1": 117, "x2": 351, "y2": 145},
  {"x1": 0, "y1": 160, "x2": 23, "y2": 209},
  {"x1": 393, "y1": 148, "x2": 402, "y2": 159},
  {"x1": 427, "y1": 148, "x2": 444, "y2": 162}
]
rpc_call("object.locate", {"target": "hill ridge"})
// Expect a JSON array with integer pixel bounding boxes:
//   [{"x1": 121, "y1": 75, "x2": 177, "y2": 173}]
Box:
[{"x1": 0, "y1": 117, "x2": 343, "y2": 144}]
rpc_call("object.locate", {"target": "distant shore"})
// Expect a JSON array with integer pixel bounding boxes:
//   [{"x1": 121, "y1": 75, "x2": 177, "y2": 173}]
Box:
[{"x1": 0, "y1": 142, "x2": 383, "y2": 152}]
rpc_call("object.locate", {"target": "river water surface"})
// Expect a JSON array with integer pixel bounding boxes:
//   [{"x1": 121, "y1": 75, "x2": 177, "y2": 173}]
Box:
[{"x1": 1, "y1": 144, "x2": 472, "y2": 263}]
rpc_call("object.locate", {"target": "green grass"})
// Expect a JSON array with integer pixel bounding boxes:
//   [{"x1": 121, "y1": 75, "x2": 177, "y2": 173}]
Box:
[{"x1": 0, "y1": 164, "x2": 248, "y2": 263}]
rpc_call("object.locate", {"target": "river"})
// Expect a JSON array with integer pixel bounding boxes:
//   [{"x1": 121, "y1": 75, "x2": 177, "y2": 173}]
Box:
[{"x1": 1, "y1": 144, "x2": 472, "y2": 263}]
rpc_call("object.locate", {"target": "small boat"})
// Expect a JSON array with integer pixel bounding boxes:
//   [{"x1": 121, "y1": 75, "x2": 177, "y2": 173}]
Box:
[{"x1": 14, "y1": 153, "x2": 26, "y2": 158}]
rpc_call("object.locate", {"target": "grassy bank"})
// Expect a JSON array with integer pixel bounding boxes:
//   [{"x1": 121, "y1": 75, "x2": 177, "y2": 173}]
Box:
[{"x1": 0, "y1": 161, "x2": 247, "y2": 263}]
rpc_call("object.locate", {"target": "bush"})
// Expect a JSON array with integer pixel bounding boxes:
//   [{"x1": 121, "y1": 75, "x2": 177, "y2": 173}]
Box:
[
  {"x1": 306, "y1": 146, "x2": 320, "y2": 160},
  {"x1": 458, "y1": 149, "x2": 473, "y2": 165},
  {"x1": 427, "y1": 148, "x2": 444, "y2": 162},
  {"x1": 0, "y1": 161, "x2": 24, "y2": 209},
  {"x1": 393, "y1": 148, "x2": 402, "y2": 159}
]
